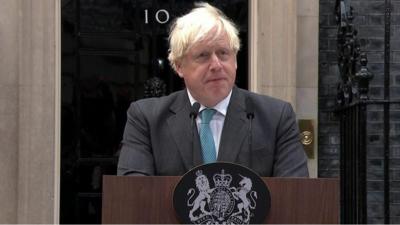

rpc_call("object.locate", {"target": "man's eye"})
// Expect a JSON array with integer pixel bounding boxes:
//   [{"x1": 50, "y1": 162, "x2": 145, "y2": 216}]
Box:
[
  {"x1": 217, "y1": 49, "x2": 231, "y2": 60},
  {"x1": 194, "y1": 52, "x2": 210, "y2": 62},
  {"x1": 197, "y1": 52, "x2": 209, "y2": 58},
  {"x1": 220, "y1": 50, "x2": 228, "y2": 55}
]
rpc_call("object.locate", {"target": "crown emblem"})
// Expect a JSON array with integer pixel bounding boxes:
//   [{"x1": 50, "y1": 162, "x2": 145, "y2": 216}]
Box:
[{"x1": 213, "y1": 170, "x2": 232, "y2": 187}]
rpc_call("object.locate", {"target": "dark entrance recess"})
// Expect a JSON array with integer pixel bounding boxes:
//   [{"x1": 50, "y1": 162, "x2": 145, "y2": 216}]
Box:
[{"x1": 61, "y1": 0, "x2": 248, "y2": 223}]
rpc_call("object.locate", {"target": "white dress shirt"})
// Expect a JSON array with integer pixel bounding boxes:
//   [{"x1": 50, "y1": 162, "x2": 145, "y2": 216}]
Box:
[{"x1": 187, "y1": 90, "x2": 232, "y2": 157}]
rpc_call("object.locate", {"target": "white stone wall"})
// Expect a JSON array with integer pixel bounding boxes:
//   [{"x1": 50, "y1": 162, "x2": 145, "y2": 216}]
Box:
[
  {"x1": 296, "y1": 0, "x2": 319, "y2": 178},
  {"x1": 0, "y1": 0, "x2": 60, "y2": 223},
  {"x1": 0, "y1": 0, "x2": 20, "y2": 222}
]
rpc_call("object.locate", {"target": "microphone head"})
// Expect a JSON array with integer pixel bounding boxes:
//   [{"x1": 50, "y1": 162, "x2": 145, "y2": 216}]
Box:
[
  {"x1": 190, "y1": 102, "x2": 201, "y2": 119},
  {"x1": 245, "y1": 97, "x2": 255, "y2": 119}
]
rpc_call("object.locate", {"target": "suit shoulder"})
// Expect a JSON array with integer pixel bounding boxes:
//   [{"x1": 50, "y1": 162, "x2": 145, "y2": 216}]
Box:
[
  {"x1": 236, "y1": 88, "x2": 296, "y2": 127},
  {"x1": 128, "y1": 90, "x2": 185, "y2": 115},
  {"x1": 133, "y1": 91, "x2": 182, "y2": 105}
]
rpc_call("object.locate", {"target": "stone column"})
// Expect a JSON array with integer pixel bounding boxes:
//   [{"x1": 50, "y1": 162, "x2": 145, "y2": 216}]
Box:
[
  {"x1": 0, "y1": 0, "x2": 60, "y2": 223},
  {"x1": 0, "y1": 0, "x2": 20, "y2": 223},
  {"x1": 250, "y1": 0, "x2": 298, "y2": 106}
]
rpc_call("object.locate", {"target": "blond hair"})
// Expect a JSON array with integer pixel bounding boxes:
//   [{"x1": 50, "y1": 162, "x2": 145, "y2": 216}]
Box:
[{"x1": 168, "y1": 2, "x2": 240, "y2": 71}]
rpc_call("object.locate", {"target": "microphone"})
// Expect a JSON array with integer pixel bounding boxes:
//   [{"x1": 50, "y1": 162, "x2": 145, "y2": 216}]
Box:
[
  {"x1": 245, "y1": 98, "x2": 255, "y2": 169},
  {"x1": 190, "y1": 102, "x2": 200, "y2": 166},
  {"x1": 190, "y1": 102, "x2": 201, "y2": 120},
  {"x1": 246, "y1": 97, "x2": 255, "y2": 120}
]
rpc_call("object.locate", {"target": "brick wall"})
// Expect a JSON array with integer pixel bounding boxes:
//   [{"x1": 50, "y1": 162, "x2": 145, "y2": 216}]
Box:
[
  {"x1": 319, "y1": 0, "x2": 400, "y2": 223},
  {"x1": 319, "y1": 0, "x2": 341, "y2": 178}
]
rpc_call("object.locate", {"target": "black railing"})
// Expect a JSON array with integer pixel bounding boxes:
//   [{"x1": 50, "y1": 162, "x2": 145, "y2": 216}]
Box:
[
  {"x1": 334, "y1": 0, "x2": 398, "y2": 223},
  {"x1": 337, "y1": 102, "x2": 367, "y2": 223}
]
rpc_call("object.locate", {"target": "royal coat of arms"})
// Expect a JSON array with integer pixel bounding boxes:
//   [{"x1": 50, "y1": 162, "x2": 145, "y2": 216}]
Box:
[{"x1": 186, "y1": 169, "x2": 258, "y2": 224}]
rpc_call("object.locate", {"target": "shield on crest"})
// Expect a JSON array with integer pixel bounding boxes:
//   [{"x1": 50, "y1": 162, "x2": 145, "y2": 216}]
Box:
[{"x1": 173, "y1": 162, "x2": 271, "y2": 224}]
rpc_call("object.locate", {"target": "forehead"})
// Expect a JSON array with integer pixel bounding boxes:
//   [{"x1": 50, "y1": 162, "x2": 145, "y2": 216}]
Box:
[{"x1": 190, "y1": 32, "x2": 230, "y2": 51}]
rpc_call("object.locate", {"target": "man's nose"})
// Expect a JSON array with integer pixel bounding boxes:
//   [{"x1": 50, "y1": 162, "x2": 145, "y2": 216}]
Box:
[{"x1": 209, "y1": 53, "x2": 222, "y2": 70}]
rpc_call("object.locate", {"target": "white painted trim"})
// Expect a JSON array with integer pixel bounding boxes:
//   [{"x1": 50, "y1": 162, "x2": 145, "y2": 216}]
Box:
[
  {"x1": 54, "y1": 0, "x2": 61, "y2": 223},
  {"x1": 249, "y1": 0, "x2": 258, "y2": 93}
]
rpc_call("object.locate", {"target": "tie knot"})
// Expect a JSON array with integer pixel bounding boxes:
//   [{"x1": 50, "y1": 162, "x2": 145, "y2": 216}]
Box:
[{"x1": 201, "y1": 108, "x2": 216, "y2": 124}]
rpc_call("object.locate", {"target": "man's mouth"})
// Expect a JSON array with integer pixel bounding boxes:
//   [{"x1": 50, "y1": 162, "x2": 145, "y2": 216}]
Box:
[{"x1": 207, "y1": 77, "x2": 225, "y2": 83}]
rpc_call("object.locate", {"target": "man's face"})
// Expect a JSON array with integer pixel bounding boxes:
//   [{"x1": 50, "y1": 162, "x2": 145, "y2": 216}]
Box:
[{"x1": 175, "y1": 32, "x2": 237, "y2": 107}]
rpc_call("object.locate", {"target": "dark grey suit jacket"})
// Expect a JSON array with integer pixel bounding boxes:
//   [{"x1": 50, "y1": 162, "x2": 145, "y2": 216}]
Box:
[{"x1": 117, "y1": 87, "x2": 309, "y2": 177}]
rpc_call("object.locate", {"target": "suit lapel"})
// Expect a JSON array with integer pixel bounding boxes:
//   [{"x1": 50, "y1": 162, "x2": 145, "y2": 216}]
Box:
[
  {"x1": 217, "y1": 87, "x2": 248, "y2": 162},
  {"x1": 167, "y1": 91, "x2": 203, "y2": 171}
]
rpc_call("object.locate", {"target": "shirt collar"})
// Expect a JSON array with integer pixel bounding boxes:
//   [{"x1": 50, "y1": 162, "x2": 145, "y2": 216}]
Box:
[{"x1": 187, "y1": 89, "x2": 232, "y2": 116}]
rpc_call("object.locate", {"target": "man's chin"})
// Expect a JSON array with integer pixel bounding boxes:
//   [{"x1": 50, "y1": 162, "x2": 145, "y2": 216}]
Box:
[{"x1": 204, "y1": 90, "x2": 230, "y2": 106}]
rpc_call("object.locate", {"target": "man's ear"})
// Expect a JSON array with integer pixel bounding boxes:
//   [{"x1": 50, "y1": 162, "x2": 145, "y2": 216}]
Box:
[{"x1": 175, "y1": 61, "x2": 184, "y2": 78}]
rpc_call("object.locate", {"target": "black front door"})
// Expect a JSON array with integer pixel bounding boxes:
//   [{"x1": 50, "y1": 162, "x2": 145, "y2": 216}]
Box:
[{"x1": 61, "y1": 0, "x2": 248, "y2": 223}]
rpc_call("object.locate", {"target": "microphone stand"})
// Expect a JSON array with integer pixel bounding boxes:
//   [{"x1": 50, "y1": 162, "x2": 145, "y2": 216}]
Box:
[
  {"x1": 246, "y1": 98, "x2": 255, "y2": 170},
  {"x1": 190, "y1": 102, "x2": 200, "y2": 166}
]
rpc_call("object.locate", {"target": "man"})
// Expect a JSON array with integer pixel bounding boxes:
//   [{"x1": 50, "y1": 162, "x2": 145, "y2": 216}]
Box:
[{"x1": 117, "y1": 2, "x2": 309, "y2": 177}]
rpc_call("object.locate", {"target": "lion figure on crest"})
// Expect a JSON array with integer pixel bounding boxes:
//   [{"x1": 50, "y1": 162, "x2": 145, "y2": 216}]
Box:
[
  {"x1": 187, "y1": 171, "x2": 213, "y2": 221},
  {"x1": 231, "y1": 175, "x2": 258, "y2": 223}
]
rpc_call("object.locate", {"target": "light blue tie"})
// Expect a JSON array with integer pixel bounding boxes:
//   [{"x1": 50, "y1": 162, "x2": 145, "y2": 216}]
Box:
[{"x1": 200, "y1": 108, "x2": 217, "y2": 164}]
